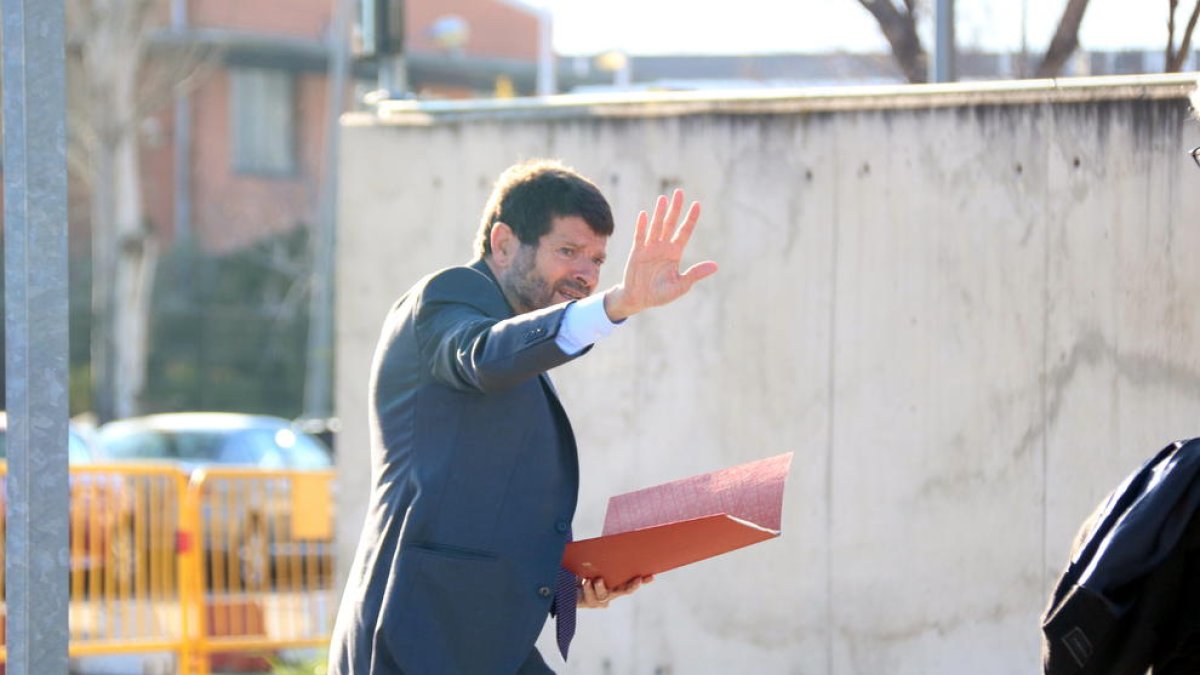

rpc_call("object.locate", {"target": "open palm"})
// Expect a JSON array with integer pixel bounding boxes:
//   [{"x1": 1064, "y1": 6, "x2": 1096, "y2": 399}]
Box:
[{"x1": 605, "y1": 189, "x2": 718, "y2": 321}]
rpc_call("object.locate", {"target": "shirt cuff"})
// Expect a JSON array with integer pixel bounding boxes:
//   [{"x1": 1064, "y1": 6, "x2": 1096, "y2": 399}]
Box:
[{"x1": 556, "y1": 292, "x2": 621, "y2": 356}]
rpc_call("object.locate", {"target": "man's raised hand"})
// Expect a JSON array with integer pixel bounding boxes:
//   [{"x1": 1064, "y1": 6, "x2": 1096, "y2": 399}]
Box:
[{"x1": 603, "y1": 189, "x2": 719, "y2": 322}]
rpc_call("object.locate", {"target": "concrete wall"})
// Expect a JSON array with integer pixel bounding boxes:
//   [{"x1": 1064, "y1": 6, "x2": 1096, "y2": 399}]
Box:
[{"x1": 334, "y1": 75, "x2": 1200, "y2": 674}]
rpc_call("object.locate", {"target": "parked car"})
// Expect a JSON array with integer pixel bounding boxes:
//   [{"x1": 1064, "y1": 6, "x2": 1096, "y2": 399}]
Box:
[
  {"x1": 96, "y1": 412, "x2": 333, "y2": 470},
  {"x1": 96, "y1": 413, "x2": 334, "y2": 590}
]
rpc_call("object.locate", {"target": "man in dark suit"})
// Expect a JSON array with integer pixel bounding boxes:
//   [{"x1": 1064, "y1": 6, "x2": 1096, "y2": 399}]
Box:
[{"x1": 328, "y1": 159, "x2": 718, "y2": 674}]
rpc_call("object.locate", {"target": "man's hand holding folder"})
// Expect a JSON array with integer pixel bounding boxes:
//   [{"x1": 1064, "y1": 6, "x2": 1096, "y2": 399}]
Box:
[{"x1": 564, "y1": 452, "x2": 794, "y2": 588}]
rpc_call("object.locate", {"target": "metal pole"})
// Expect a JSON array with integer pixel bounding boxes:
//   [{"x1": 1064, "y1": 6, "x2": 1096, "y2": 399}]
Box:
[
  {"x1": 172, "y1": 0, "x2": 192, "y2": 243},
  {"x1": 933, "y1": 0, "x2": 956, "y2": 83},
  {"x1": 536, "y1": 8, "x2": 555, "y2": 96},
  {"x1": 376, "y1": 0, "x2": 407, "y2": 98},
  {"x1": 1019, "y1": 0, "x2": 1029, "y2": 78},
  {"x1": 614, "y1": 61, "x2": 632, "y2": 89},
  {"x1": 304, "y1": 0, "x2": 352, "y2": 420},
  {"x1": 378, "y1": 54, "x2": 408, "y2": 97},
  {"x1": 1, "y1": 0, "x2": 71, "y2": 672}
]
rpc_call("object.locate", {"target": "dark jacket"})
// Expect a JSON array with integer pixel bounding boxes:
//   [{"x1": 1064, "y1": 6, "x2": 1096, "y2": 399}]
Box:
[
  {"x1": 1042, "y1": 438, "x2": 1200, "y2": 675},
  {"x1": 329, "y1": 259, "x2": 586, "y2": 675}
]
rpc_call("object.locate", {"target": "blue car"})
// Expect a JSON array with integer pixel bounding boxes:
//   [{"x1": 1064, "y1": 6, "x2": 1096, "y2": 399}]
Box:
[
  {"x1": 96, "y1": 412, "x2": 334, "y2": 591},
  {"x1": 96, "y1": 412, "x2": 332, "y2": 470}
]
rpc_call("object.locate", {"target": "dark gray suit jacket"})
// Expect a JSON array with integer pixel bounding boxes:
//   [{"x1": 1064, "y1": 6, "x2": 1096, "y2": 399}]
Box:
[{"x1": 329, "y1": 259, "x2": 587, "y2": 675}]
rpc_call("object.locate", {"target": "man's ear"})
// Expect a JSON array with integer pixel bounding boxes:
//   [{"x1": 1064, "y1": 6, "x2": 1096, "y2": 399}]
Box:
[{"x1": 490, "y1": 222, "x2": 517, "y2": 267}]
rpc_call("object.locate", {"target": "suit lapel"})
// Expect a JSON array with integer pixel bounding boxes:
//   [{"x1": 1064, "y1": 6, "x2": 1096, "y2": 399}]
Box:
[{"x1": 471, "y1": 258, "x2": 563, "y2": 399}]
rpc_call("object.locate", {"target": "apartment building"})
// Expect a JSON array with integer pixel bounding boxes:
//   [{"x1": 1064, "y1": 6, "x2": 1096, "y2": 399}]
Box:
[{"x1": 139, "y1": 0, "x2": 542, "y2": 253}]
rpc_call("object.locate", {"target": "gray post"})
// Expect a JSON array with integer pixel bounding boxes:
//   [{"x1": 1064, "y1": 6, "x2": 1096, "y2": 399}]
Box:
[
  {"x1": 304, "y1": 0, "x2": 351, "y2": 420},
  {"x1": 1, "y1": 0, "x2": 71, "y2": 673},
  {"x1": 1019, "y1": 0, "x2": 1029, "y2": 78},
  {"x1": 172, "y1": 0, "x2": 192, "y2": 243},
  {"x1": 933, "y1": 0, "x2": 956, "y2": 83},
  {"x1": 376, "y1": 0, "x2": 407, "y2": 98},
  {"x1": 378, "y1": 55, "x2": 407, "y2": 98},
  {"x1": 536, "y1": 8, "x2": 555, "y2": 96}
]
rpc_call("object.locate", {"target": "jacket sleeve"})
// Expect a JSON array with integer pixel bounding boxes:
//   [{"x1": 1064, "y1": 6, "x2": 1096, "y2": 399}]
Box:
[{"x1": 413, "y1": 267, "x2": 590, "y2": 393}]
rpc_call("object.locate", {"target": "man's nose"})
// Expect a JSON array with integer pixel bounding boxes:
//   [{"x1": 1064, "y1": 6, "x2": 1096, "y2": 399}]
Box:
[{"x1": 575, "y1": 262, "x2": 599, "y2": 290}]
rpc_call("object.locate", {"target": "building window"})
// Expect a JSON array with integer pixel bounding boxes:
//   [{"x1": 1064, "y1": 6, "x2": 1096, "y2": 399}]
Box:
[{"x1": 230, "y1": 67, "x2": 296, "y2": 176}]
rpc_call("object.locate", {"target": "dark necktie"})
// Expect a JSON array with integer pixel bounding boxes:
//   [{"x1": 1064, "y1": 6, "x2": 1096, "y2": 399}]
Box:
[{"x1": 554, "y1": 566, "x2": 577, "y2": 659}]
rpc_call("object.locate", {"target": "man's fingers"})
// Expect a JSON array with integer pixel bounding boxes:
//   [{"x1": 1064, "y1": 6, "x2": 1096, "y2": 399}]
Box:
[
  {"x1": 632, "y1": 210, "x2": 649, "y2": 248},
  {"x1": 580, "y1": 575, "x2": 653, "y2": 608},
  {"x1": 579, "y1": 579, "x2": 595, "y2": 607},
  {"x1": 611, "y1": 574, "x2": 652, "y2": 597},
  {"x1": 681, "y1": 260, "x2": 719, "y2": 286},
  {"x1": 582, "y1": 578, "x2": 608, "y2": 604},
  {"x1": 593, "y1": 578, "x2": 610, "y2": 601},
  {"x1": 670, "y1": 201, "x2": 701, "y2": 247},
  {"x1": 647, "y1": 194, "x2": 669, "y2": 243},
  {"x1": 660, "y1": 189, "x2": 684, "y2": 241}
]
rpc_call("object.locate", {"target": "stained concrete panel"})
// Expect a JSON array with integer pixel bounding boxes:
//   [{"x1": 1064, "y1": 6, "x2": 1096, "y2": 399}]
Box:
[{"x1": 335, "y1": 75, "x2": 1200, "y2": 674}]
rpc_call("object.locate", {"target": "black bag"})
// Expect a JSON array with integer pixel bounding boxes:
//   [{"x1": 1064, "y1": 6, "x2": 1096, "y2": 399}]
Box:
[{"x1": 1042, "y1": 439, "x2": 1200, "y2": 675}]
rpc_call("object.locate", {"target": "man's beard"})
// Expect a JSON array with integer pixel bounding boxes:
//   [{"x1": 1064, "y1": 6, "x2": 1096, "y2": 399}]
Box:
[{"x1": 499, "y1": 245, "x2": 589, "y2": 313}]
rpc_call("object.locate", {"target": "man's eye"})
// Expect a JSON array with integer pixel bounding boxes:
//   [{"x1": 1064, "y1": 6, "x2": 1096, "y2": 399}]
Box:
[
  {"x1": 560, "y1": 247, "x2": 575, "y2": 257},
  {"x1": 593, "y1": 258, "x2": 605, "y2": 266}
]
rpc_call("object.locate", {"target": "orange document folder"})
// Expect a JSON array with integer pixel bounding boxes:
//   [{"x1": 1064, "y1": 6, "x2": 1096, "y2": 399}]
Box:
[{"x1": 562, "y1": 452, "x2": 794, "y2": 587}]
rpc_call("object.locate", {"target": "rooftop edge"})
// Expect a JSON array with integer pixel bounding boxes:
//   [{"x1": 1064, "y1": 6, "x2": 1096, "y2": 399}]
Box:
[{"x1": 346, "y1": 72, "x2": 1200, "y2": 127}]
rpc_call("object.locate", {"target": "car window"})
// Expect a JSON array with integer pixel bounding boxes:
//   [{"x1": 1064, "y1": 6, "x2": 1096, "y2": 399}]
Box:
[
  {"x1": 219, "y1": 429, "x2": 280, "y2": 468},
  {"x1": 217, "y1": 428, "x2": 330, "y2": 469},
  {"x1": 277, "y1": 428, "x2": 332, "y2": 469},
  {"x1": 101, "y1": 429, "x2": 174, "y2": 460},
  {"x1": 98, "y1": 420, "x2": 331, "y2": 469},
  {"x1": 166, "y1": 432, "x2": 228, "y2": 462},
  {"x1": 102, "y1": 429, "x2": 227, "y2": 463}
]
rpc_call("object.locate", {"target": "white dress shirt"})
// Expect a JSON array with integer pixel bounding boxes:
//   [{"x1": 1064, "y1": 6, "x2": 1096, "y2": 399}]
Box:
[{"x1": 555, "y1": 292, "x2": 621, "y2": 355}]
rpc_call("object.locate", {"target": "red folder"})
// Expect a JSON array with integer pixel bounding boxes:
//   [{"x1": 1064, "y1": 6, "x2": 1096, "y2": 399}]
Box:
[{"x1": 562, "y1": 452, "x2": 793, "y2": 588}]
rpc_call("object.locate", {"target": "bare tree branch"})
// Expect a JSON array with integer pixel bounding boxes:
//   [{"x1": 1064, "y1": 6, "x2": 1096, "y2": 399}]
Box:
[
  {"x1": 1166, "y1": 0, "x2": 1200, "y2": 72},
  {"x1": 135, "y1": 40, "x2": 222, "y2": 123},
  {"x1": 1037, "y1": 0, "x2": 1092, "y2": 78},
  {"x1": 857, "y1": 0, "x2": 927, "y2": 83},
  {"x1": 857, "y1": 0, "x2": 1099, "y2": 83},
  {"x1": 1182, "y1": 3, "x2": 1200, "y2": 67},
  {"x1": 1168, "y1": 0, "x2": 1179, "y2": 70}
]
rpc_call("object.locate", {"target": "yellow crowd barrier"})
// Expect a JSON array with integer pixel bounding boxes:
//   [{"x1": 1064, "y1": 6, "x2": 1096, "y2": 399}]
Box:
[{"x1": 0, "y1": 464, "x2": 336, "y2": 674}]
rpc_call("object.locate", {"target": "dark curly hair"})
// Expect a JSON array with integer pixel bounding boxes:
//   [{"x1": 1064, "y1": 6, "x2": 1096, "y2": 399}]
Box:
[{"x1": 475, "y1": 159, "x2": 614, "y2": 258}]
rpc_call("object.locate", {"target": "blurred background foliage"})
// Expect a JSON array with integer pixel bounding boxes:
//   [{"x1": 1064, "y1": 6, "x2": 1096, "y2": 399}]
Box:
[{"x1": 51, "y1": 227, "x2": 313, "y2": 419}]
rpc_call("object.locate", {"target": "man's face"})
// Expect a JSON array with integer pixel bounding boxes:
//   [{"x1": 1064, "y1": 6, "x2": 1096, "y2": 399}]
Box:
[{"x1": 498, "y1": 215, "x2": 608, "y2": 314}]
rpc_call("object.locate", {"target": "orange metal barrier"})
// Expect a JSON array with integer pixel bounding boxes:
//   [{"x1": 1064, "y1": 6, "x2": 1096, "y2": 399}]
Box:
[
  {"x1": 0, "y1": 465, "x2": 336, "y2": 675},
  {"x1": 0, "y1": 464, "x2": 190, "y2": 664},
  {"x1": 182, "y1": 468, "x2": 336, "y2": 674}
]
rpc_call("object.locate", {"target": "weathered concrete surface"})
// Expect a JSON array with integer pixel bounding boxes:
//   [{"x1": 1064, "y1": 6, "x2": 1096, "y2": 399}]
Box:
[{"x1": 334, "y1": 74, "x2": 1200, "y2": 674}]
